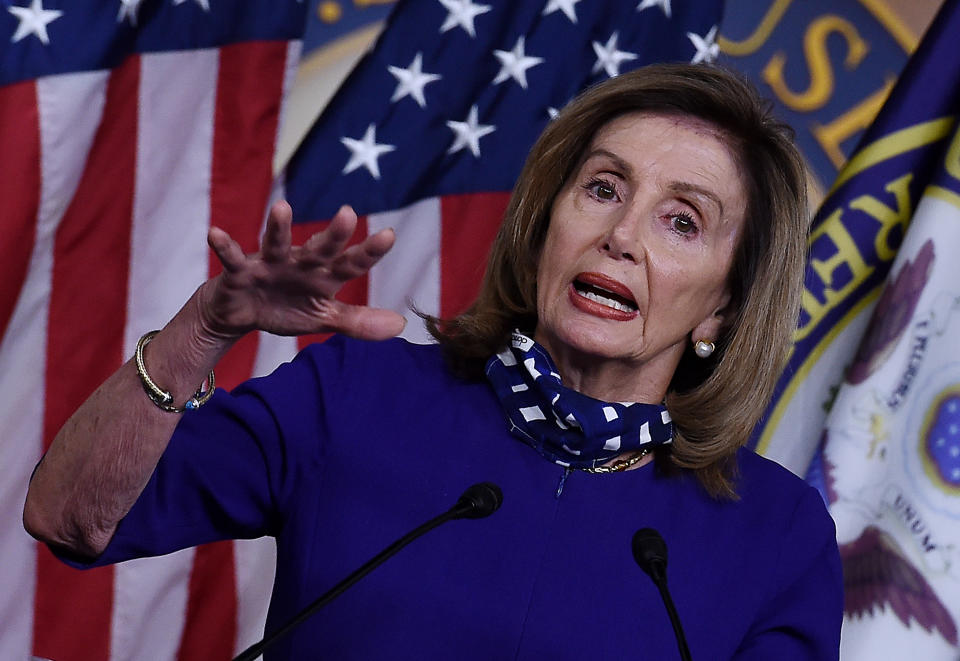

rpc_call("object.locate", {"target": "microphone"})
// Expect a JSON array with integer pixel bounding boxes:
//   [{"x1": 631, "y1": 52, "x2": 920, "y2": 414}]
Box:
[
  {"x1": 632, "y1": 527, "x2": 668, "y2": 582},
  {"x1": 632, "y1": 528, "x2": 692, "y2": 661},
  {"x1": 233, "y1": 482, "x2": 503, "y2": 661},
  {"x1": 450, "y1": 482, "x2": 503, "y2": 519}
]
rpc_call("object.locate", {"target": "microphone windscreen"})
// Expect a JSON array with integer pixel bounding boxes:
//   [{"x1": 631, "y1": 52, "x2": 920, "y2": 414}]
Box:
[
  {"x1": 632, "y1": 527, "x2": 668, "y2": 580},
  {"x1": 454, "y1": 482, "x2": 503, "y2": 519}
]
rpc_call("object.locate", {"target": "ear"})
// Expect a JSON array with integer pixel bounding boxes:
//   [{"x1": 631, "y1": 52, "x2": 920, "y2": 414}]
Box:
[{"x1": 690, "y1": 287, "x2": 733, "y2": 344}]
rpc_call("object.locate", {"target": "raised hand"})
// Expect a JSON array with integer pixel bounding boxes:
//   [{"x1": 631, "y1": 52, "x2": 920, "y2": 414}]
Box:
[{"x1": 201, "y1": 200, "x2": 406, "y2": 341}]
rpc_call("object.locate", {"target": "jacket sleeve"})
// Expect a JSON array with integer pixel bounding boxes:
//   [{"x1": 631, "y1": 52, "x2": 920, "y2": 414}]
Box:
[
  {"x1": 733, "y1": 485, "x2": 844, "y2": 660},
  {"x1": 52, "y1": 338, "x2": 346, "y2": 568}
]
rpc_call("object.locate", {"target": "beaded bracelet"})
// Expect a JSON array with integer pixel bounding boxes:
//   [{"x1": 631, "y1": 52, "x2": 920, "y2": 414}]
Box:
[{"x1": 135, "y1": 330, "x2": 216, "y2": 413}]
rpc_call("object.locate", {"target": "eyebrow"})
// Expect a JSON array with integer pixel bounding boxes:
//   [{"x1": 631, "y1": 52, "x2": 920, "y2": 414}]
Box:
[
  {"x1": 669, "y1": 182, "x2": 724, "y2": 218},
  {"x1": 582, "y1": 149, "x2": 725, "y2": 218},
  {"x1": 582, "y1": 149, "x2": 633, "y2": 178}
]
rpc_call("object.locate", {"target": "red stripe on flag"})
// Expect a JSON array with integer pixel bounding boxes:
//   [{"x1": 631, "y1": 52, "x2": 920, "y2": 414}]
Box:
[
  {"x1": 34, "y1": 56, "x2": 142, "y2": 661},
  {"x1": 177, "y1": 542, "x2": 237, "y2": 661},
  {"x1": 0, "y1": 80, "x2": 40, "y2": 340},
  {"x1": 176, "y1": 544, "x2": 239, "y2": 660},
  {"x1": 176, "y1": 41, "x2": 290, "y2": 661},
  {"x1": 293, "y1": 216, "x2": 370, "y2": 350},
  {"x1": 440, "y1": 192, "x2": 511, "y2": 318},
  {"x1": 207, "y1": 40, "x2": 289, "y2": 389}
]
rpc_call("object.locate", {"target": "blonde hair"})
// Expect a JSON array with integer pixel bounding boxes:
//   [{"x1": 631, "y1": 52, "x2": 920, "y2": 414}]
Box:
[{"x1": 426, "y1": 63, "x2": 808, "y2": 498}]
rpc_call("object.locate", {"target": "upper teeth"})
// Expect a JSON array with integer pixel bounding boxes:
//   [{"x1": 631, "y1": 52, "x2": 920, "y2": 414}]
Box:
[{"x1": 581, "y1": 289, "x2": 635, "y2": 312}]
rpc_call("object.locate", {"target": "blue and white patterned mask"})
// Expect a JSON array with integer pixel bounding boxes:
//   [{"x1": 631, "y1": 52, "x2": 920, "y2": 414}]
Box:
[{"x1": 485, "y1": 331, "x2": 673, "y2": 469}]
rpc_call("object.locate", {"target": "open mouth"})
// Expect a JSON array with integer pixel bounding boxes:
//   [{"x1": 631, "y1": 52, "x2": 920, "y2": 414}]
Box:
[{"x1": 572, "y1": 277, "x2": 638, "y2": 313}]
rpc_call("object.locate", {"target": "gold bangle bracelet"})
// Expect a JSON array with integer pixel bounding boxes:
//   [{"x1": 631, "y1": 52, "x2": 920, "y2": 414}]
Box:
[{"x1": 134, "y1": 330, "x2": 215, "y2": 413}]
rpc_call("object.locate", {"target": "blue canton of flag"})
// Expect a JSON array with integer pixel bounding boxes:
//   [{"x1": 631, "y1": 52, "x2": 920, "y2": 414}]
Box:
[
  {"x1": 0, "y1": 0, "x2": 305, "y2": 85},
  {"x1": 284, "y1": 0, "x2": 724, "y2": 223}
]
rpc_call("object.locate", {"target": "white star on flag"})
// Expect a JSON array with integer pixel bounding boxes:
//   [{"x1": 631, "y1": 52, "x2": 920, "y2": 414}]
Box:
[
  {"x1": 492, "y1": 36, "x2": 544, "y2": 89},
  {"x1": 340, "y1": 124, "x2": 396, "y2": 179},
  {"x1": 542, "y1": 0, "x2": 582, "y2": 24},
  {"x1": 688, "y1": 25, "x2": 719, "y2": 64},
  {"x1": 8, "y1": 0, "x2": 62, "y2": 45},
  {"x1": 117, "y1": 0, "x2": 144, "y2": 26},
  {"x1": 388, "y1": 52, "x2": 442, "y2": 108},
  {"x1": 173, "y1": 0, "x2": 211, "y2": 12},
  {"x1": 446, "y1": 105, "x2": 495, "y2": 158},
  {"x1": 637, "y1": 0, "x2": 671, "y2": 18},
  {"x1": 591, "y1": 32, "x2": 638, "y2": 78},
  {"x1": 437, "y1": 0, "x2": 492, "y2": 38}
]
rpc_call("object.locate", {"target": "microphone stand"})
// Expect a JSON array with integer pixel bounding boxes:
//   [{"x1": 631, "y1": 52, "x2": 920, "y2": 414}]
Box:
[
  {"x1": 632, "y1": 528, "x2": 691, "y2": 661},
  {"x1": 651, "y1": 576, "x2": 691, "y2": 661},
  {"x1": 233, "y1": 483, "x2": 502, "y2": 661}
]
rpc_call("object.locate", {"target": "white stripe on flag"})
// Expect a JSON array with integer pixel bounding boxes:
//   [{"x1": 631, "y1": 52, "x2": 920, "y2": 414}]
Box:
[
  {"x1": 233, "y1": 537, "x2": 278, "y2": 654},
  {"x1": 38, "y1": 71, "x2": 110, "y2": 224},
  {"x1": 111, "y1": 551, "x2": 194, "y2": 661},
  {"x1": 125, "y1": 49, "x2": 218, "y2": 346},
  {"x1": 112, "y1": 50, "x2": 220, "y2": 661},
  {"x1": 368, "y1": 198, "x2": 441, "y2": 345},
  {"x1": 0, "y1": 71, "x2": 109, "y2": 660}
]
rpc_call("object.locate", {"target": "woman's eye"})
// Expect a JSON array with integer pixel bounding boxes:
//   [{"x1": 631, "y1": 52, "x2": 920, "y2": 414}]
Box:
[
  {"x1": 595, "y1": 184, "x2": 616, "y2": 200},
  {"x1": 671, "y1": 213, "x2": 698, "y2": 234},
  {"x1": 584, "y1": 179, "x2": 619, "y2": 201}
]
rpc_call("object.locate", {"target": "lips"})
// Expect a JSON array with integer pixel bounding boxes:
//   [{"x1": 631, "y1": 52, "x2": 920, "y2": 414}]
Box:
[{"x1": 569, "y1": 272, "x2": 639, "y2": 320}]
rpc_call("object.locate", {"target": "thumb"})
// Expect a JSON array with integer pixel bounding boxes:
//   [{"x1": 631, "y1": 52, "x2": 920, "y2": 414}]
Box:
[{"x1": 320, "y1": 300, "x2": 407, "y2": 341}]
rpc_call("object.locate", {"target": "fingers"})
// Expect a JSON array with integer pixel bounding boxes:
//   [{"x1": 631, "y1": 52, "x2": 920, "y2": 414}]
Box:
[
  {"x1": 302, "y1": 205, "x2": 358, "y2": 266},
  {"x1": 329, "y1": 228, "x2": 396, "y2": 281},
  {"x1": 208, "y1": 226, "x2": 246, "y2": 273},
  {"x1": 262, "y1": 200, "x2": 293, "y2": 263},
  {"x1": 364, "y1": 226, "x2": 397, "y2": 258}
]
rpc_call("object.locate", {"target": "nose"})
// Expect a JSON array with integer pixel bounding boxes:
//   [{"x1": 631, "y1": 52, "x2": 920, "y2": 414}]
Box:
[{"x1": 601, "y1": 207, "x2": 644, "y2": 264}]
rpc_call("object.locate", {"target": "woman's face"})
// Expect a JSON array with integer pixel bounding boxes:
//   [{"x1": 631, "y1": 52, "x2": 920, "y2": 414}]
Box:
[{"x1": 534, "y1": 112, "x2": 748, "y2": 386}]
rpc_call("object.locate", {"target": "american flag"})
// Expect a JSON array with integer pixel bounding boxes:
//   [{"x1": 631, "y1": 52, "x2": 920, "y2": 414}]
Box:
[
  {"x1": 0, "y1": 0, "x2": 722, "y2": 658},
  {"x1": 283, "y1": 0, "x2": 724, "y2": 344}
]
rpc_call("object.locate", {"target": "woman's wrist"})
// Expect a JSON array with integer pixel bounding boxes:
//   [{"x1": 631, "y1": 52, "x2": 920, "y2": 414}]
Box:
[
  {"x1": 140, "y1": 285, "x2": 242, "y2": 404},
  {"x1": 192, "y1": 276, "x2": 253, "y2": 342}
]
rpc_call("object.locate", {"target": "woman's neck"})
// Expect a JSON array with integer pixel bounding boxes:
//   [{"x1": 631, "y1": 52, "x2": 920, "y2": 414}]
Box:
[{"x1": 535, "y1": 338, "x2": 680, "y2": 404}]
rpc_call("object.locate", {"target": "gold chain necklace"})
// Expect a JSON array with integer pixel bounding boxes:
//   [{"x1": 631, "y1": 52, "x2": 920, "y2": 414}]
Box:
[{"x1": 580, "y1": 447, "x2": 651, "y2": 474}]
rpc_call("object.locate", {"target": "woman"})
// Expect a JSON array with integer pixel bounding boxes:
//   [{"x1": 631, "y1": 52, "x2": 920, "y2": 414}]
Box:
[{"x1": 25, "y1": 64, "x2": 842, "y2": 659}]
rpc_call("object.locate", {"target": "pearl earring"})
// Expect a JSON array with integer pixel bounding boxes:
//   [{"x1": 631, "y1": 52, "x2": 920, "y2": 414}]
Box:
[{"x1": 694, "y1": 340, "x2": 715, "y2": 359}]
